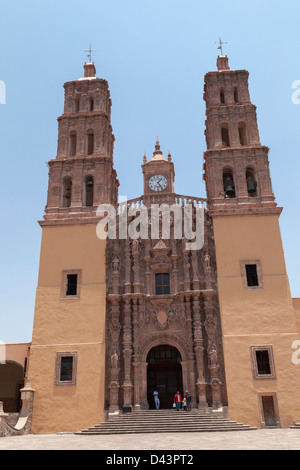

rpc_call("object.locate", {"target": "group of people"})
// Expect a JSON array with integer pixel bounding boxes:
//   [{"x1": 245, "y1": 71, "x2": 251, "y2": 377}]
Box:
[{"x1": 153, "y1": 389, "x2": 192, "y2": 411}]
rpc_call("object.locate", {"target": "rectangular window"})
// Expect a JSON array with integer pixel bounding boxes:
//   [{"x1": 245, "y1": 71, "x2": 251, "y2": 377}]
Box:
[
  {"x1": 66, "y1": 274, "x2": 78, "y2": 296},
  {"x1": 60, "y1": 356, "x2": 73, "y2": 382},
  {"x1": 251, "y1": 346, "x2": 276, "y2": 380},
  {"x1": 88, "y1": 133, "x2": 94, "y2": 155},
  {"x1": 55, "y1": 352, "x2": 78, "y2": 386},
  {"x1": 155, "y1": 273, "x2": 170, "y2": 295},
  {"x1": 61, "y1": 270, "x2": 81, "y2": 299},
  {"x1": 70, "y1": 134, "x2": 77, "y2": 156},
  {"x1": 245, "y1": 264, "x2": 259, "y2": 287},
  {"x1": 241, "y1": 260, "x2": 263, "y2": 289},
  {"x1": 256, "y1": 350, "x2": 271, "y2": 375}
]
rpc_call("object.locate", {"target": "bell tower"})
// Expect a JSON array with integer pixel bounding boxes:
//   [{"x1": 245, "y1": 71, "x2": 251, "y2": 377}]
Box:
[
  {"x1": 45, "y1": 61, "x2": 118, "y2": 221},
  {"x1": 28, "y1": 61, "x2": 117, "y2": 433},
  {"x1": 203, "y1": 55, "x2": 277, "y2": 216},
  {"x1": 203, "y1": 54, "x2": 300, "y2": 428}
]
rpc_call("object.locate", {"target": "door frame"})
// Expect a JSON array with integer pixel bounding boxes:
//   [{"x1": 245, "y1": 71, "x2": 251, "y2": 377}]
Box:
[
  {"x1": 140, "y1": 338, "x2": 189, "y2": 410},
  {"x1": 257, "y1": 392, "x2": 281, "y2": 428},
  {"x1": 147, "y1": 346, "x2": 183, "y2": 409}
]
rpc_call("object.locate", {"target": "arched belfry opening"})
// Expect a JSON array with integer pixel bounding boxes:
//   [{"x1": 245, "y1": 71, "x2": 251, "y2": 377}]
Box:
[{"x1": 147, "y1": 344, "x2": 182, "y2": 409}]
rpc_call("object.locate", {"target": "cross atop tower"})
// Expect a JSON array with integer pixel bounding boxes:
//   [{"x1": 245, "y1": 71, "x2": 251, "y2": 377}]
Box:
[
  {"x1": 215, "y1": 37, "x2": 227, "y2": 56},
  {"x1": 84, "y1": 44, "x2": 96, "y2": 63}
]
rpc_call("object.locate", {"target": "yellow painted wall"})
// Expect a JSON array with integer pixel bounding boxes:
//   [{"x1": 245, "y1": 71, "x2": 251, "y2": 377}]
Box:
[
  {"x1": 28, "y1": 224, "x2": 107, "y2": 433},
  {"x1": 213, "y1": 214, "x2": 300, "y2": 428}
]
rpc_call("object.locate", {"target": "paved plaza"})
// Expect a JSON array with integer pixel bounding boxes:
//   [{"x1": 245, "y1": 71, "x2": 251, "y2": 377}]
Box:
[{"x1": 0, "y1": 429, "x2": 300, "y2": 450}]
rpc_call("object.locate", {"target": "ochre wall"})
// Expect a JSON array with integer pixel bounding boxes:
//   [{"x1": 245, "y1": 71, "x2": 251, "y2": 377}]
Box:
[
  {"x1": 213, "y1": 214, "x2": 300, "y2": 428},
  {"x1": 293, "y1": 298, "x2": 300, "y2": 335},
  {"x1": 28, "y1": 224, "x2": 107, "y2": 433}
]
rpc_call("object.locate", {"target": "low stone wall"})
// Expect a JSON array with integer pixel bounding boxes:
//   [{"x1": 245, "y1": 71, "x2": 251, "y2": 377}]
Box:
[{"x1": 0, "y1": 380, "x2": 34, "y2": 437}]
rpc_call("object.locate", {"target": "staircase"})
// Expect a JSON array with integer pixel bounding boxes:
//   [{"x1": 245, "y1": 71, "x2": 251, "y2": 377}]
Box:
[
  {"x1": 76, "y1": 409, "x2": 257, "y2": 435},
  {"x1": 290, "y1": 423, "x2": 300, "y2": 429}
]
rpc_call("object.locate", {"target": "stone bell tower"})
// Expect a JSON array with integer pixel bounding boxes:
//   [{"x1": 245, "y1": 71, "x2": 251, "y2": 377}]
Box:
[
  {"x1": 203, "y1": 54, "x2": 276, "y2": 216},
  {"x1": 203, "y1": 54, "x2": 300, "y2": 428},
  {"x1": 28, "y1": 61, "x2": 118, "y2": 434},
  {"x1": 45, "y1": 61, "x2": 118, "y2": 220}
]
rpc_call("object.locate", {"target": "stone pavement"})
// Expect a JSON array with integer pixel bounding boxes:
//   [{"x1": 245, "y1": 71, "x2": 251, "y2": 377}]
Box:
[{"x1": 0, "y1": 429, "x2": 300, "y2": 450}]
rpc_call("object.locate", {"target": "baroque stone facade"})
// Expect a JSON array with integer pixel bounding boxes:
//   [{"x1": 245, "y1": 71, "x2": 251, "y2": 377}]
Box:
[{"x1": 104, "y1": 141, "x2": 227, "y2": 412}]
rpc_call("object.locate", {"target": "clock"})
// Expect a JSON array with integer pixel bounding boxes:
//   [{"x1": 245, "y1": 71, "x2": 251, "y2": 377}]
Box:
[{"x1": 148, "y1": 175, "x2": 168, "y2": 192}]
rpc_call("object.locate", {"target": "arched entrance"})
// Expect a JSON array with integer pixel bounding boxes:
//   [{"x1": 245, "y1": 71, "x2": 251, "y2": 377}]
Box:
[
  {"x1": 147, "y1": 345, "x2": 182, "y2": 409},
  {"x1": 0, "y1": 361, "x2": 24, "y2": 412}
]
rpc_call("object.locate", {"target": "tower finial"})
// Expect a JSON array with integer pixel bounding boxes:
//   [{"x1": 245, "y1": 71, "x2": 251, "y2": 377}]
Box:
[
  {"x1": 84, "y1": 44, "x2": 96, "y2": 63},
  {"x1": 154, "y1": 137, "x2": 161, "y2": 154},
  {"x1": 215, "y1": 37, "x2": 227, "y2": 56}
]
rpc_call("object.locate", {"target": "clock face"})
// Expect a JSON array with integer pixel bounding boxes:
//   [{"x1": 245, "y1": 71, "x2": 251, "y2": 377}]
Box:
[{"x1": 148, "y1": 175, "x2": 168, "y2": 192}]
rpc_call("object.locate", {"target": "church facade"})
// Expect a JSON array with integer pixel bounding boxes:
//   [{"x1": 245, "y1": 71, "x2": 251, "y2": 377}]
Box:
[{"x1": 23, "y1": 56, "x2": 300, "y2": 433}]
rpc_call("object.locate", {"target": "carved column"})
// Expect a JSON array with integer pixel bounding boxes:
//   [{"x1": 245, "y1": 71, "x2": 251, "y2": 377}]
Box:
[
  {"x1": 191, "y1": 251, "x2": 200, "y2": 290},
  {"x1": 181, "y1": 238, "x2": 191, "y2": 291},
  {"x1": 192, "y1": 293, "x2": 208, "y2": 410},
  {"x1": 122, "y1": 297, "x2": 133, "y2": 409},
  {"x1": 124, "y1": 239, "x2": 131, "y2": 294},
  {"x1": 112, "y1": 253, "x2": 120, "y2": 295},
  {"x1": 203, "y1": 291, "x2": 222, "y2": 410},
  {"x1": 203, "y1": 251, "x2": 213, "y2": 290},
  {"x1": 132, "y1": 240, "x2": 141, "y2": 293},
  {"x1": 183, "y1": 295, "x2": 197, "y2": 407},
  {"x1": 144, "y1": 240, "x2": 151, "y2": 295},
  {"x1": 132, "y1": 297, "x2": 141, "y2": 410},
  {"x1": 108, "y1": 298, "x2": 121, "y2": 412}
]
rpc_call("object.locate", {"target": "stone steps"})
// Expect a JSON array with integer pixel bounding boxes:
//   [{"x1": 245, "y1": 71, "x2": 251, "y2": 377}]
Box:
[{"x1": 76, "y1": 410, "x2": 257, "y2": 435}]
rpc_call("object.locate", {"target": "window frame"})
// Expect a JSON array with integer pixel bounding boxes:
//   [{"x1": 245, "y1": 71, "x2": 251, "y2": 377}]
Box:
[
  {"x1": 240, "y1": 260, "x2": 263, "y2": 290},
  {"x1": 61, "y1": 269, "x2": 82, "y2": 299},
  {"x1": 251, "y1": 345, "x2": 276, "y2": 380},
  {"x1": 155, "y1": 273, "x2": 171, "y2": 295},
  {"x1": 55, "y1": 352, "x2": 78, "y2": 386}
]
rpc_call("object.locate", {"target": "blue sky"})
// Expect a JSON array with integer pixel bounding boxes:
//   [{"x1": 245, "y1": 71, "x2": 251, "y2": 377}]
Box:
[{"x1": 0, "y1": 0, "x2": 299, "y2": 343}]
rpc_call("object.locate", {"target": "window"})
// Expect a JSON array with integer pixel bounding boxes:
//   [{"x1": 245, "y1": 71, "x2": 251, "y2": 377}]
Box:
[
  {"x1": 69, "y1": 132, "x2": 77, "y2": 157},
  {"x1": 87, "y1": 133, "x2": 94, "y2": 155},
  {"x1": 89, "y1": 98, "x2": 94, "y2": 111},
  {"x1": 62, "y1": 178, "x2": 72, "y2": 208},
  {"x1": 246, "y1": 168, "x2": 258, "y2": 197},
  {"x1": 241, "y1": 260, "x2": 263, "y2": 289},
  {"x1": 85, "y1": 177, "x2": 94, "y2": 206},
  {"x1": 61, "y1": 270, "x2": 81, "y2": 299},
  {"x1": 234, "y1": 87, "x2": 239, "y2": 103},
  {"x1": 60, "y1": 356, "x2": 73, "y2": 381},
  {"x1": 66, "y1": 274, "x2": 78, "y2": 296},
  {"x1": 155, "y1": 273, "x2": 170, "y2": 295},
  {"x1": 238, "y1": 123, "x2": 247, "y2": 146},
  {"x1": 221, "y1": 126, "x2": 230, "y2": 147},
  {"x1": 223, "y1": 170, "x2": 236, "y2": 198},
  {"x1": 75, "y1": 98, "x2": 80, "y2": 112},
  {"x1": 245, "y1": 264, "x2": 259, "y2": 287},
  {"x1": 55, "y1": 352, "x2": 78, "y2": 386},
  {"x1": 256, "y1": 350, "x2": 271, "y2": 375},
  {"x1": 251, "y1": 346, "x2": 276, "y2": 380},
  {"x1": 220, "y1": 89, "x2": 225, "y2": 104}
]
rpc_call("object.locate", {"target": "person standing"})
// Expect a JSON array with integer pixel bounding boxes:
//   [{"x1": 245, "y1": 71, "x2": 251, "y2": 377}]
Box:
[
  {"x1": 173, "y1": 391, "x2": 182, "y2": 411},
  {"x1": 153, "y1": 388, "x2": 160, "y2": 410},
  {"x1": 185, "y1": 391, "x2": 192, "y2": 411}
]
